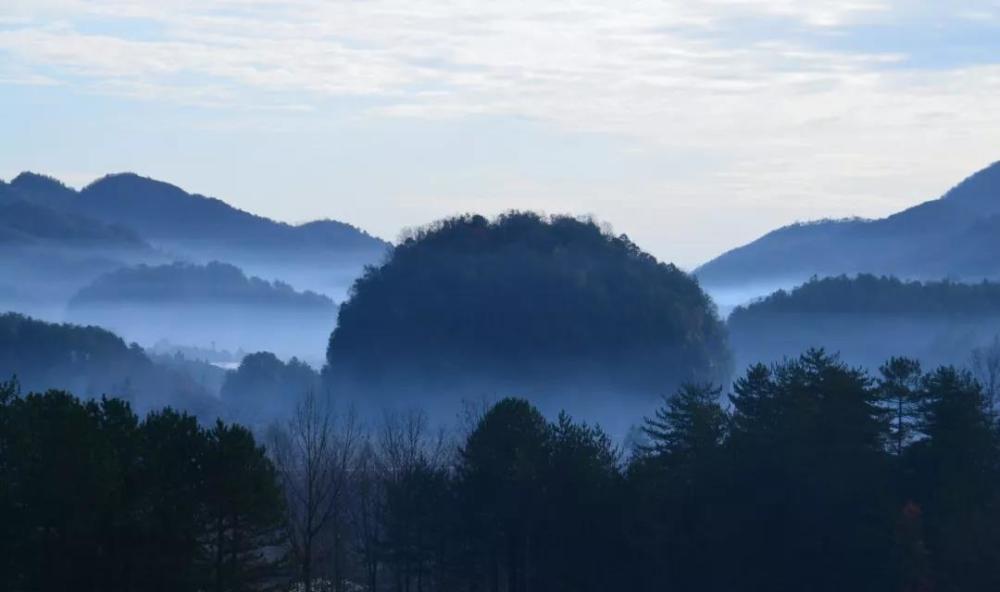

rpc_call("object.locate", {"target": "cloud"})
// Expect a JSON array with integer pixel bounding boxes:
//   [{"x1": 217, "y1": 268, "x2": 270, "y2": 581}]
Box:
[{"x1": 1, "y1": 0, "x2": 999, "y2": 265}]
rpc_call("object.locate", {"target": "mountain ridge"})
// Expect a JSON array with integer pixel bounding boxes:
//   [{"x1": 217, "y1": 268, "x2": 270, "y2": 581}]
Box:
[
  {"x1": 2, "y1": 171, "x2": 390, "y2": 253},
  {"x1": 696, "y1": 161, "x2": 1000, "y2": 287}
]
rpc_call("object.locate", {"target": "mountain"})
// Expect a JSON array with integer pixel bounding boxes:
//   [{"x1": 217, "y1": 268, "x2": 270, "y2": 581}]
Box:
[
  {"x1": 6, "y1": 172, "x2": 78, "y2": 211},
  {"x1": 0, "y1": 180, "x2": 158, "y2": 317},
  {"x1": 2, "y1": 170, "x2": 390, "y2": 303},
  {"x1": 6, "y1": 171, "x2": 388, "y2": 252},
  {"x1": 696, "y1": 161, "x2": 1000, "y2": 289}
]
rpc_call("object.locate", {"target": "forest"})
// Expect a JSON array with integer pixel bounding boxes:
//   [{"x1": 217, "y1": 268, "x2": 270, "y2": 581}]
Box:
[{"x1": 3, "y1": 349, "x2": 1000, "y2": 592}]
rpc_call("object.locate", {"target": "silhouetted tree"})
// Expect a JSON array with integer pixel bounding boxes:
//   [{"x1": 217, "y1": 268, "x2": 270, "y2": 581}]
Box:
[
  {"x1": 202, "y1": 421, "x2": 287, "y2": 592},
  {"x1": 270, "y1": 393, "x2": 360, "y2": 592},
  {"x1": 456, "y1": 398, "x2": 550, "y2": 592},
  {"x1": 879, "y1": 357, "x2": 923, "y2": 456},
  {"x1": 626, "y1": 384, "x2": 729, "y2": 592},
  {"x1": 907, "y1": 368, "x2": 1000, "y2": 591},
  {"x1": 970, "y1": 334, "x2": 1000, "y2": 408},
  {"x1": 727, "y1": 350, "x2": 893, "y2": 592}
]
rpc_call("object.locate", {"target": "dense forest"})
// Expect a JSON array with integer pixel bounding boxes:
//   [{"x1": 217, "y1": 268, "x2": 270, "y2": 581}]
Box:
[
  {"x1": 326, "y1": 212, "x2": 730, "y2": 402},
  {"x1": 728, "y1": 274, "x2": 1000, "y2": 372},
  {"x1": 4, "y1": 349, "x2": 1000, "y2": 592}
]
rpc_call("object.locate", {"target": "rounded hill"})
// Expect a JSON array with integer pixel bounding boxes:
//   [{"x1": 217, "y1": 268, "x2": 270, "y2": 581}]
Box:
[{"x1": 325, "y1": 212, "x2": 729, "y2": 399}]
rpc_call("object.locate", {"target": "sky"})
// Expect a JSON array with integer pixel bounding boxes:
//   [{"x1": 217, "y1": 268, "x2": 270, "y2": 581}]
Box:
[{"x1": 1, "y1": 0, "x2": 999, "y2": 268}]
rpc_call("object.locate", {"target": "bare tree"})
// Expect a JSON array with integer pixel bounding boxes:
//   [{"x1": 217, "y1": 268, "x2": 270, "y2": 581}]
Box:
[
  {"x1": 375, "y1": 410, "x2": 454, "y2": 592},
  {"x1": 971, "y1": 334, "x2": 1000, "y2": 410},
  {"x1": 270, "y1": 392, "x2": 360, "y2": 592},
  {"x1": 378, "y1": 409, "x2": 449, "y2": 478},
  {"x1": 350, "y1": 439, "x2": 384, "y2": 592}
]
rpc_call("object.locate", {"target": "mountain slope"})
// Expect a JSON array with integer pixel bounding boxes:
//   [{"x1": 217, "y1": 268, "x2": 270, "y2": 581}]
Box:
[{"x1": 696, "y1": 161, "x2": 1000, "y2": 287}]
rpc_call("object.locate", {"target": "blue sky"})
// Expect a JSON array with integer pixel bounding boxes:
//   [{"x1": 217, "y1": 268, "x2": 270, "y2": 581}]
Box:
[{"x1": 1, "y1": 0, "x2": 999, "y2": 267}]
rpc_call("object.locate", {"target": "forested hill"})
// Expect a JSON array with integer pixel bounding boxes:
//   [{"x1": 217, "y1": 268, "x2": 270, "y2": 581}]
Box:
[
  {"x1": 727, "y1": 274, "x2": 1000, "y2": 372},
  {"x1": 69, "y1": 261, "x2": 335, "y2": 310},
  {"x1": 730, "y1": 274, "x2": 1000, "y2": 319},
  {"x1": 696, "y1": 160, "x2": 1000, "y2": 287},
  {"x1": 326, "y1": 212, "x2": 730, "y2": 400},
  {"x1": 0, "y1": 312, "x2": 214, "y2": 413},
  {"x1": 3, "y1": 171, "x2": 389, "y2": 253}
]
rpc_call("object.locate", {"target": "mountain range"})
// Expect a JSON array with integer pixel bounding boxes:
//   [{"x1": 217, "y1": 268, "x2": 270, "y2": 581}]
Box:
[
  {"x1": 0, "y1": 171, "x2": 389, "y2": 359},
  {"x1": 696, "y1": 161, "x2": 1000, "y2": 289},
  {"x1": 1, "y1": 172, "x2": 388, "y2": 254}
]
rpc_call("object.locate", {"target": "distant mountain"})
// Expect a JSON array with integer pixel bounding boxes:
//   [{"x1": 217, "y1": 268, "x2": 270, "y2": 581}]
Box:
[
  {"x1": 6, "y1": 172, "x2": 78, "y2": 211},
  {"x1": 0, "y1": 182, "x2": 157, "y2": 317},
  {"x1": 3, "y1": 170, "x2": 390, "y2": 301},
  {"x1": 70, "y1": 261, "x2": 335, "y2": 310},
  {"x1": 6, "y1": 171, "x2": 389, "y2": 253},
  {"x1": 696, "y1": 161, "x2": 1000, "y2": 288},
  {"x1": 67, "y1": 262, "x2": 338, "y2": 364}
]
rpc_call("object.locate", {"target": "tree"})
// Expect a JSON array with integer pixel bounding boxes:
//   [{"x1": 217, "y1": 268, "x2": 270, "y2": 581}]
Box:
[
  {"x1": 640, "y1": 383, "x2": 727, "y2": 462},
  {"x1": 375, "y1": 409, "x2": 453, "y2": 592},
  {"x1": 536, "y1": 414, "x2": 622, "y2": 592},
  {"x1": 627, "y1": 384, "x2": 728, "y2": 592},
  {"x1": 456, "y1": 398, "x2": 550, "y2": 592},
  {"x1": 0, "y1": 378, "x2": 19, "y2": 591},
  {"x1": 136, "y1": 408, "x2": 210, "y2": 592},
  {"x1": 223, "y1": 352, "x2": 319, "y2": 425},
  {"x1": 269, "y1": 393, "x2": 360, "y2": 592},
  {"x1": 727, "y1": 350, "x2": 893, "y2": 592},
  {"x1": 970, "y1": 334, "x2": 1000, "y2": 409},
  {"x1": 381, "y1": 457, "x2": 453, "y2": 592},
  {"x1": 203, "y1": 421, "x2": 287, "y2": 592},
  {"x1": 908, "y1": 367, "x2": 1000, "y2": 590},
  {"x1": 878, "y1": 357, "x2": 923, "y2": 456}
]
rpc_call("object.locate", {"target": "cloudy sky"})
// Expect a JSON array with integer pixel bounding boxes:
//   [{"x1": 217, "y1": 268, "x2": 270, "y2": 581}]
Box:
[{"x1": 1, "y1": 0, "x2": 998, "y2": 267}]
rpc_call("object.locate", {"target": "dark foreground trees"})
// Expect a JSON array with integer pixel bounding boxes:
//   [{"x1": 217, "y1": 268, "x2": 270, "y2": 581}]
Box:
[
  {"x1": 0, "y1": 383, "x2": 285, "y2": 592},
  {"x1": 3, "y1": 348, "x2": 1000, "y2": 592}
]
